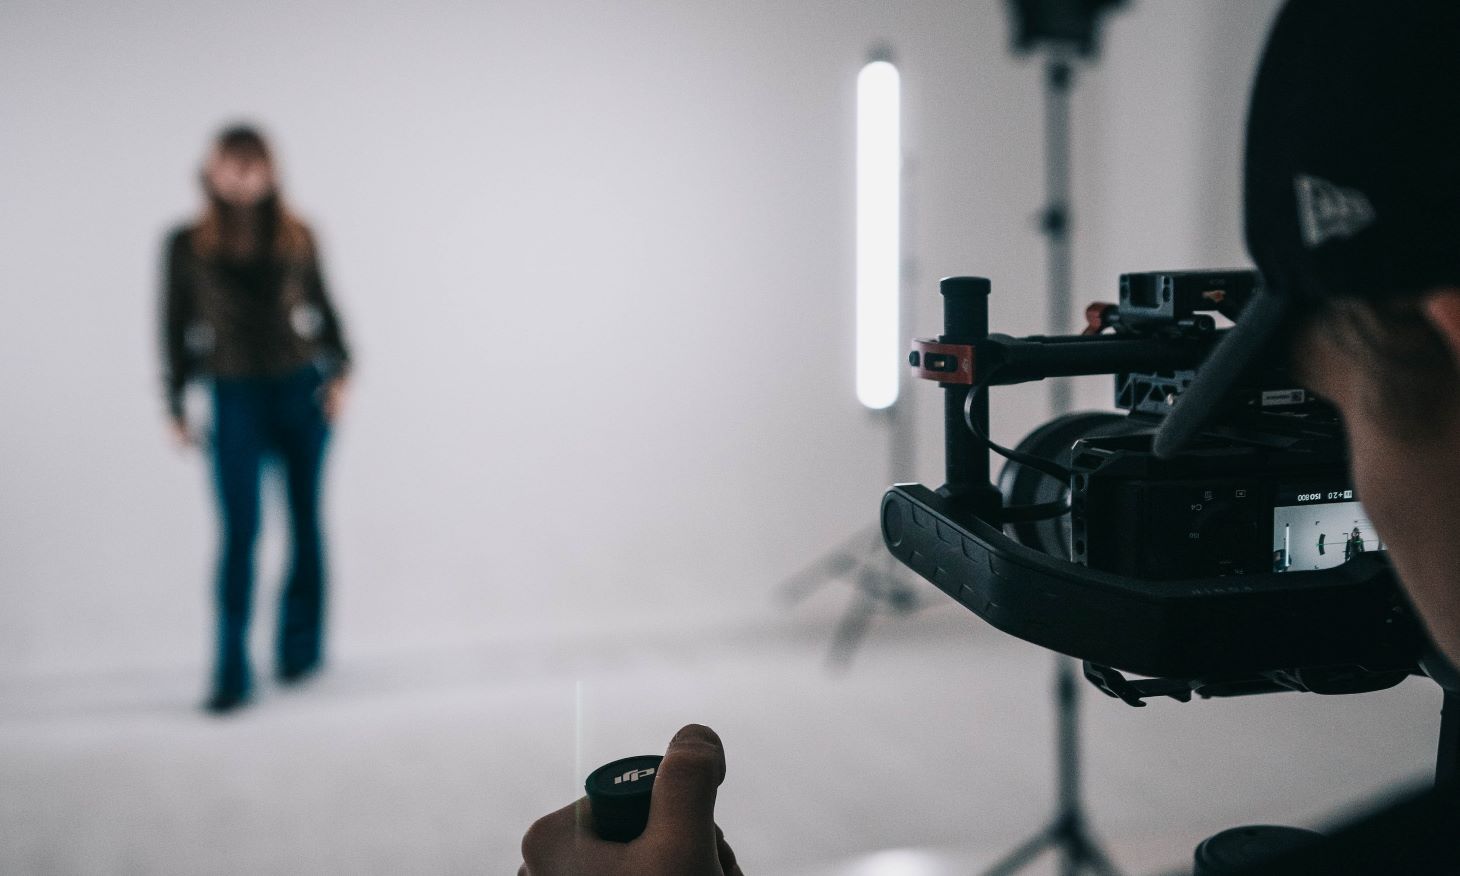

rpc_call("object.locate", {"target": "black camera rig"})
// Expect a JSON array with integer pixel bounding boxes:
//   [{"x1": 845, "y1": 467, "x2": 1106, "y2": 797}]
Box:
[{"x1": 881, "y1": 271, "x2": 1426, "y2": 706}]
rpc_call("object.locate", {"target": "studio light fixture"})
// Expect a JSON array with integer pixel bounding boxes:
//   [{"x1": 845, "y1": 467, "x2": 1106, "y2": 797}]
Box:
[{"x1": 855, "y1": 56, "x2": 901, "y2": 410}]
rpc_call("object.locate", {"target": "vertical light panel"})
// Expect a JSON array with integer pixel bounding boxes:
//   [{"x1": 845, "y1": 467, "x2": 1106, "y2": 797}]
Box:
[{"x1": 856, "y1": 59, "x2": 902, "y2": 410}]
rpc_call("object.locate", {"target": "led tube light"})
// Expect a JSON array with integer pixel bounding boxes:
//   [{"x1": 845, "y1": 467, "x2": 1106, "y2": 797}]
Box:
[{"x1": 856, "y1": 59, "x2": 902, "y2": 410}]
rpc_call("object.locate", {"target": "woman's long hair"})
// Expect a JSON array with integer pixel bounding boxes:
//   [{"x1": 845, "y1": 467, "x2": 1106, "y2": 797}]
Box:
[{"x1": 192, "y1": 124, "x2": 312, "y2": 263}]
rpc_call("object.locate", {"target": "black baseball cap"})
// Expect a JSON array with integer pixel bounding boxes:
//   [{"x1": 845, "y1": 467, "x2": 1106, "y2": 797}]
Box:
[{"x1": 1154, "y1": 0, "x2": 1460, "y2": 458}]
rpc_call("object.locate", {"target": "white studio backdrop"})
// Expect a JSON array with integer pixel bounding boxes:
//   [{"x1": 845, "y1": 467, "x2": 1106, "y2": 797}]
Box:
[{"x1": 0, "y1": 0, "x2": 1281, "y2": 677}]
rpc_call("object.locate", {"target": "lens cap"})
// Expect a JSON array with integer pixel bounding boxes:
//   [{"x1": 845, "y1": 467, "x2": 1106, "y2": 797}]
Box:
[
  {"x1": 1193, "y1": 825, "x2": 1322, "y2": 875},
  {"x1": 585, "y1": 755, "x2": 663, "y2": 842}
]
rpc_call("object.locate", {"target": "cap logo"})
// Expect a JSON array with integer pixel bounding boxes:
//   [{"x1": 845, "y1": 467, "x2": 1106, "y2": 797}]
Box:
[{"x1": 1294, "y1": 173, "x2": 1376, "y2": 248}]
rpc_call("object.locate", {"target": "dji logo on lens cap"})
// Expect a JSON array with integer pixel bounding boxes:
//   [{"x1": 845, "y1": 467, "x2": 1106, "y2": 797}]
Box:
[
  {"x1": 613, "y1": 767, "x2": 656, "y2": 785},
  {"x1": 587, "y1": 754, "x2": 664, "y2": 843}
]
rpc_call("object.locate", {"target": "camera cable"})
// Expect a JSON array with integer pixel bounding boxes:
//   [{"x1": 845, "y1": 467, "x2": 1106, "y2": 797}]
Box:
[{"x1": 962, "y1": 381, "x2": 1073, "y2": 523}]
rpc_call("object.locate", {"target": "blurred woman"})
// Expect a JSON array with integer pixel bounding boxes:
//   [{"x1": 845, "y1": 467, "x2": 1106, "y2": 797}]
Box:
[{"x1": 161, "y1": 125, "x2": 351, "y2": 714}]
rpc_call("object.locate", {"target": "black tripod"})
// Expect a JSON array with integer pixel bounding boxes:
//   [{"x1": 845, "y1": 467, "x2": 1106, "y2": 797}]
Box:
[
  {"x1": 982, "y1": 657, "x2": 1119, "y2": 876},
  {"x1": 781, "y1": 52, "x2": 926, "y2": 669},
  {"x1": 983, "y1": 2, "x2": 1126, "y2": 870},
  {"x1": 778, "y1": 519, "x2": 926, "y2": 669},
  {"x1": 781, "y1": 403, "x2": 927, "y2": 669}
]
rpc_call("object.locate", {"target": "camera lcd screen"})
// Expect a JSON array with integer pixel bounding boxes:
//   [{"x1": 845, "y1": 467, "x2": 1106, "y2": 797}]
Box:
[{"x1": 1272, "y1": 484, "x2": 1385, "y2": 573}]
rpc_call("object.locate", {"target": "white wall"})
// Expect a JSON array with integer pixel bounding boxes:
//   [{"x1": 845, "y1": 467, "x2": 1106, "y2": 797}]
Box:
[{"x1": 0, "y1": 0, "x2": 1282, "y2": 676}]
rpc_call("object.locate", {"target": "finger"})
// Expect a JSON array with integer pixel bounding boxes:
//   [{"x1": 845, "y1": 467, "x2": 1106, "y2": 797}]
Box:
[
  {"x1": 644, "y1": 724, "x2": 726, "y2": 844},
  {"x1": 571, "y1": 795, "x2": 596, "y2": 834},
  {"x1": 716, "y1": 825, "x2": 744, "y2": 876},
  {"x1": 519, "y1": 798, "x2": 582, "y2": 873}
]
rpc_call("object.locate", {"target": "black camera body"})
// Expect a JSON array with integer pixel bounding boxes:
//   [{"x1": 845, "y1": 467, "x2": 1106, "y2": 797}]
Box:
[
  {"x1": 1071, "y1": 434, "x2": 1353, "y2": 580},
  {"x1": 1069, "y1": 270, "x2": 1376, "y2": 584}
]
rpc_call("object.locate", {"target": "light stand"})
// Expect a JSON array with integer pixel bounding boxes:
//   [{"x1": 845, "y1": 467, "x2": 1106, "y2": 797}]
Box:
[
  {"x1": 780, "y1": 401, "x2": 924, "y2": 672},
  {"x1": 982, "y1": 2, "x2": 1125, "y2": 873},
  {"x1": 781, "y1": 50, "x2": 927, "y2": 670},
  {"x1": 780, "y1": 336, "x2": 927, "y2": 668}
]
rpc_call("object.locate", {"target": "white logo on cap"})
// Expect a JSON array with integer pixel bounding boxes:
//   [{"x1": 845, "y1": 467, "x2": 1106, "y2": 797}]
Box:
[
  {"x1": 1294, "y1": 174, "x2": 1376, "y2": 248},
  {"x1": 614, "y1": 767, "x2": 656, "y2": 785}
]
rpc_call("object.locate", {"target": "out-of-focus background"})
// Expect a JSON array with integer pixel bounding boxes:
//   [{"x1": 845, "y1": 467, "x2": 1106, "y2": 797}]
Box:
[{"x1": 0, "y1": 1, "x2": 1440, "y2": 874}]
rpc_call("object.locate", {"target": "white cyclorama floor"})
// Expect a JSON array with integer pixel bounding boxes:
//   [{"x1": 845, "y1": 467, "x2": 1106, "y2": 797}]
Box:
[{"x1": 0, "y1": 600, "x2": 1441, "y2": 876}]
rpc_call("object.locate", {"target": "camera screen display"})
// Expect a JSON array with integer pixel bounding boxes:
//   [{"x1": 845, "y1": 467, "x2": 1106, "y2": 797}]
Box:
[{"x1": 1272, "y1": 484, "x2": 1385, "y2": 573}]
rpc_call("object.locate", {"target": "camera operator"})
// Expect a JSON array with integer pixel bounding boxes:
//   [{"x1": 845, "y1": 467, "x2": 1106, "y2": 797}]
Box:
[{"x1": 519, "y1": 1, "x2": 1460, "y2": 872}]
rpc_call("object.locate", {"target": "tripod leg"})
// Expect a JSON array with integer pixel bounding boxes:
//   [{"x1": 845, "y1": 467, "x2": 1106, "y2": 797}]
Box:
[
  {"x1": 822, "y1": 529, "x2": 930, "y2": 669},
  {"x1": 825, "y1": 579, "x2": 879, "y2": 669},
  {"x1": 877, "y1": 550, "x2": 921, "y2": 613},
  {"x1": 1065, "y1": 829, "x2": 1122, "y2": 876},
  {"x1": 981, "y1": 822, "x2": 1059, "y2": 876},
  {"x1": 779, "y1": 525, "x2": 883, "y2": 605},
  {"x1": 780, "y1": 551, "x2": 861, "y2": 605},
  {"x1": 1081, "y1": 844, "x2": 1122, "y2": 876}
]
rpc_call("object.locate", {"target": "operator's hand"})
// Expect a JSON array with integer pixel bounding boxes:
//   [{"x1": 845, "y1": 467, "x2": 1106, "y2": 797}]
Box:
[{"x1": 519, "y1": 724, "x2": 744, "y2": 876}]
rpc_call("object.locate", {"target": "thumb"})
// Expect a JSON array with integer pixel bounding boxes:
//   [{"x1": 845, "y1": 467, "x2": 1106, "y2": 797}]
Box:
[{"x1": 643, "y1": 724, "x2": 726, "y2": 841}]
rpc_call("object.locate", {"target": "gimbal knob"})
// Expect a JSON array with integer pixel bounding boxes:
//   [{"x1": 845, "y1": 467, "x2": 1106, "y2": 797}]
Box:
[{"x1": 585, "y1": 755, "x2": 663, "y2": 842}]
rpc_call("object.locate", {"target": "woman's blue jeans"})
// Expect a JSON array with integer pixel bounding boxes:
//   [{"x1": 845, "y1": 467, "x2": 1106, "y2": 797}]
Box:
[{"x1": 210, "y1": 365, "x2": 331, "y2": 697}]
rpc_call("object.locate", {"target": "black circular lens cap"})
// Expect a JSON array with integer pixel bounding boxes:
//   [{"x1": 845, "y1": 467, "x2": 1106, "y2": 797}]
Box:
[{"x1": 585, "y1": 755, "x2": 663, "y2": 842}]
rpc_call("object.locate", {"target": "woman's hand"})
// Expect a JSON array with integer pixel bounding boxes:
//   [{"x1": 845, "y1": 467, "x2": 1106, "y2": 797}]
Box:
[
  {"x1": 168, "y1": 417, "x2": 199, "y2": 450},
  {"x1": 519, "y1": 724, "x2": 743, "y2": 876},
  {"x1": 322, "y1": 375, "x2": 349, "y2": 422}
]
